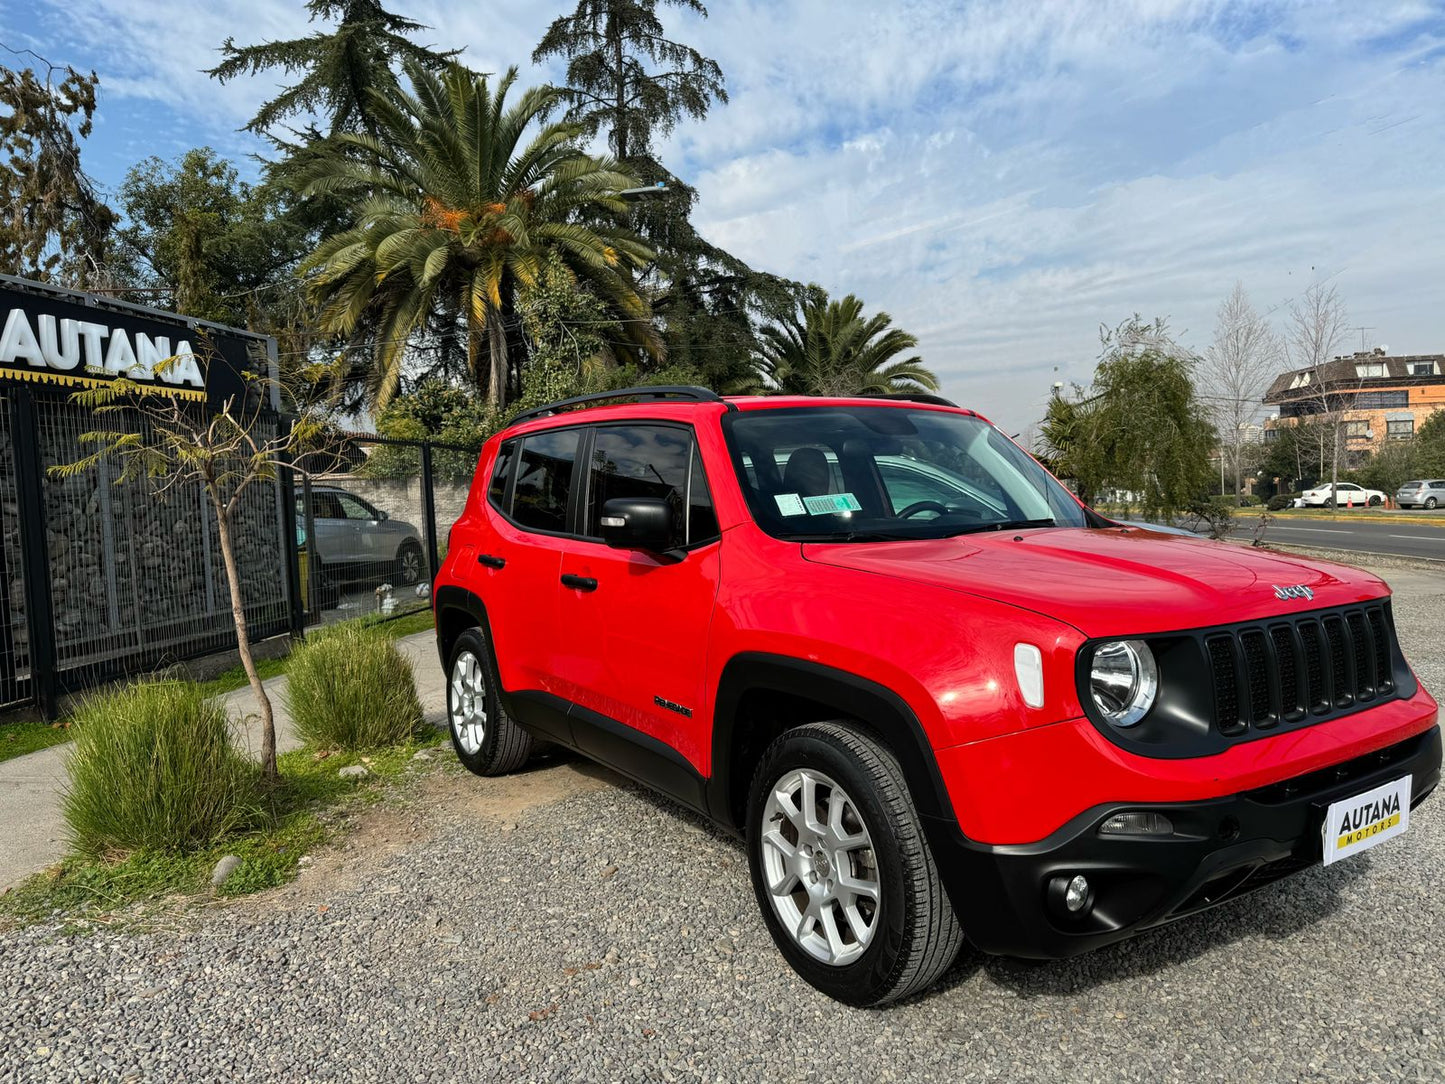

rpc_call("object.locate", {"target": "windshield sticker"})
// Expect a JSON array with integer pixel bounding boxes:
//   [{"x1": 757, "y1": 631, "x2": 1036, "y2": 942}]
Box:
[
  {"x1": 802, "y1": 492, "x2": 862, "y2": 515},
  {"x1": 774, "y1": 493, "x2": 807, "y2": 516}
]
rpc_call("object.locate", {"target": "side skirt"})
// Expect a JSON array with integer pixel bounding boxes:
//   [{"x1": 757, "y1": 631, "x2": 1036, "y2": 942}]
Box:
[{"x1": 504, "y1": 689, "x2": 710, "y2": 818}]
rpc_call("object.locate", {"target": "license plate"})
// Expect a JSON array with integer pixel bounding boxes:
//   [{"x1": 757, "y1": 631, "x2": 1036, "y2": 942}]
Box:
[{"x1": 1321, "y1": 775, "x2": 1412, "y2": 866}]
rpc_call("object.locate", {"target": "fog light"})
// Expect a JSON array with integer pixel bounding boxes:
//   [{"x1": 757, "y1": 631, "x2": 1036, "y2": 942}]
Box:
[
  {"x1": 1099, "y1": 811, "x2": 1175, "y2": 837},
  {"x1": 1064, "y1": 875, "x2": 1090, "y2": 912}
]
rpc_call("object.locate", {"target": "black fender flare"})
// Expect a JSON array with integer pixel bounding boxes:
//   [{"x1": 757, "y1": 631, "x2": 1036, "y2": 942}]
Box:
[
  {"x1": 706, "y1": 652, "x2": 962, "y2": 840},
  {"x1": 432, "y1": 584, "x2": 489, "y2": 668}
]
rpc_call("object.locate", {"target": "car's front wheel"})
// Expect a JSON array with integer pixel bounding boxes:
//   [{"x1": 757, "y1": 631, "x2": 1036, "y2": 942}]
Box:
[
  {"x1": 746, "y1": 722, "x2": 963, "y2": 1006},
  {"x1": 447, "y1": 628, "x2": 533, "y2": 776},
  {"x1": 1368, "y1": 495, "x2": 1382, "y2": 507}
]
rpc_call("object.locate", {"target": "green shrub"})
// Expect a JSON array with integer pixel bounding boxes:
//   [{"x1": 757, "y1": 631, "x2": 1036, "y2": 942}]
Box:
[
  {"x1": 284, "y1": 623, "x2": 424, "y2": 749},
  {"x1": 1235, "y1": 494, "x2": 1262, "y2": 507},
  {"x1": 62, "y1": 680, "x2": 260, "y2": 857},
  {"x1": 1267, "y1": 493, "x2": 1298, "y2": 511}
]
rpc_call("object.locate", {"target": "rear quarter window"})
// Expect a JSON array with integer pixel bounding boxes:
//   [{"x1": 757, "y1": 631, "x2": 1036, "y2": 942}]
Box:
[{"x1": 488, "y1": 440, "x2": 517, "y2": 512}]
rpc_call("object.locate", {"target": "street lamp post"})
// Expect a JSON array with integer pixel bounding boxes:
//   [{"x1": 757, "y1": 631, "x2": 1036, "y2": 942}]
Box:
[{"x1": 617, "y1": 183, "x2": 670, "y2": 202}]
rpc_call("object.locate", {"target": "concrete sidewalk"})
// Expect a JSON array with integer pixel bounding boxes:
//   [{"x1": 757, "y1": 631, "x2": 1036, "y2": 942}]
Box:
[{"x1": 0, "y1": 631, "x2": 445, "y2": 891}]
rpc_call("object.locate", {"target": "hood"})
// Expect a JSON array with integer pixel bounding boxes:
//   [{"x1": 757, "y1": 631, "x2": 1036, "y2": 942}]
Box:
[{"x1": 802, "y1": 527, "x2": 1388, "y2": 637}]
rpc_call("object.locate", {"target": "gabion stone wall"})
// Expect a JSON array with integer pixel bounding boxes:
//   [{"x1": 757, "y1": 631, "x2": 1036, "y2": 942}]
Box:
[
  {"x1": 0, "y1": 403, "x2": 28, "y2": 704},
  {"x1": 32, "y1": 399, "x2": 291, "y2": 680}
]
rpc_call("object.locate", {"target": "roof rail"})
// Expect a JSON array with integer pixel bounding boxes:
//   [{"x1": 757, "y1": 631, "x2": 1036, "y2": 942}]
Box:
[
  {"x1": 865, "y1": 392, "x2": 959, "y2": 408},
  {"x1": 508, "y1": 385, "x2": 730, "y2": 427}
]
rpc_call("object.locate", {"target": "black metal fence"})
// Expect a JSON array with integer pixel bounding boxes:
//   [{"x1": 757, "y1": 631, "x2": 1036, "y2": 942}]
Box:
[
  {"x1": 1, "y1": 386, "x2": 295, "y2": 717},
  {"x1": 0, "y1": 387, "x2": 480, "y2": 719},
  {"x1": 294, "y1": 434, "x2": 480, "y2": 629}
]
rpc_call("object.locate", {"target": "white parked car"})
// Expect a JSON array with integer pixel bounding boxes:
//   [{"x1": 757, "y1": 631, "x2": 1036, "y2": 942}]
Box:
[{"x1": 1299, "y1": 482, "x2": 1386, "y2": 508}]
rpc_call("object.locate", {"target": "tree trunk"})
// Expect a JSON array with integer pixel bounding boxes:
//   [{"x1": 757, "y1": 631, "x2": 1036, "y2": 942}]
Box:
[
  {"x1": 611, "y1": 0, "x2": 627, "y2": 159},
  {"x1": 1328, "y1": 418, "x2": 1341, "y2": 514},
  {"x1": 213, "y1": 495, "x2": 279, "y2": 779},
  {"x1": 487, "y1": 305, "x2": 508, "y2": 412},
  {"x1": 467, "y1": 310, "x2": 487, "y2": 401}
]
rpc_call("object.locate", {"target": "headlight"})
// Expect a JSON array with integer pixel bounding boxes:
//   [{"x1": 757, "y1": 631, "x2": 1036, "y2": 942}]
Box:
[{"x1": 1088, "y1": 640, "x2": 1158, "y2": 727}]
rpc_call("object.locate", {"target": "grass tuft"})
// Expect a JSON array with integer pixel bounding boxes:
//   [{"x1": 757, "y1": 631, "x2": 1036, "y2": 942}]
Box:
[
  {"x1": 1, "y1": 739, "x2": 435, "y2": 925},
  {"x1": 284, "y1": 623, "x2": 425, "y2": 750},
  {"x1": 62, "y1": 680, "x2": 261, "y2": 858}
]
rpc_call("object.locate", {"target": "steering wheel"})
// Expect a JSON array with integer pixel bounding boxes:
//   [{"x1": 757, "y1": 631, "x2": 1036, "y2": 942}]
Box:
[{"x1": 896, "y1": 500, "x2": 950, "y2": 519}]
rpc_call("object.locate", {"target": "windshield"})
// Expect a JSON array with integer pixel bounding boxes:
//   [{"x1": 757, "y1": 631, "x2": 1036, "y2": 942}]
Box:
[{"x1": 722, "y1": 406, "x2": 1088, "y2": 541}]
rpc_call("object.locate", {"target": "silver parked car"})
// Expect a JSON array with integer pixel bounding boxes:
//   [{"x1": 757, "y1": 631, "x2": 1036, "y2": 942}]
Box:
[
  {"x1": 297, "y1": 486, "x2": 426, "y2": 584},
  {"x1": 1396, "y1": 479, "x2": 1445, "y2": 509}
]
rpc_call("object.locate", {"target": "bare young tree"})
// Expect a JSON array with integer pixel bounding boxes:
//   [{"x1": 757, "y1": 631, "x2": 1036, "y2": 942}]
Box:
[
  {"x1": 51, "y1": 342, "x2": 336, "y2": 779},
  {"x1": 1202, "y1": 282, "x2": 1280, "y2": 500},
  {"x1": 1285, "y1": 282, "x2": 1351, "y2": 503}
]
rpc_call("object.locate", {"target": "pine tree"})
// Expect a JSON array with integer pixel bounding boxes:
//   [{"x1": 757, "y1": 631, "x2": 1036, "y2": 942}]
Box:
[
  {"x1": 206, "y1": 0, "x2": 460, "y2": 141},
  {"x1": 532, "y1": 0, "x2": 726, "y2": 161}
]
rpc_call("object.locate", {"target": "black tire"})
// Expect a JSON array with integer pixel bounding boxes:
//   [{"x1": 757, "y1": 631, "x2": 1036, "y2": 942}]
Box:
[
  {"x1": 746, "y1": 722, "x2": 963, "y2": 1006},
  {"x1": 1368, "y1": 495, "x2": 1382, "y2": 507},
  {"x1": 395, "y1": 540, "x2": 424, "y2": 585},
  {"x1": 1426, "y1": 497, "x2": 1438, "y2": 510},
  {"x1": 446, "y1": 627, "x2": 532, "y2": 776}
]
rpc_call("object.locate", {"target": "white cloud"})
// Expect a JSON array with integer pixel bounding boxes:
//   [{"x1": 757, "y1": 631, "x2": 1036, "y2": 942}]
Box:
[{"x1": 9, "y1": 0, "x2": 1445, "y2": 434}]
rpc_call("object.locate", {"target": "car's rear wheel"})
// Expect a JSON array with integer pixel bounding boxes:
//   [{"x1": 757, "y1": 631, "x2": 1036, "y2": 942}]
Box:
[
  {"x1": 395, "y1": 540, "x2": 424, "y2": 585},
  {"x1": 746, "y1": 722, "x2": 963, "y2": 1006},
  {"x1": 447, "y1": 628, "x2": 532, "y2": 776},
  {"x1": 1427, "y1": 497, "x2": 1438, "y2": 510}
]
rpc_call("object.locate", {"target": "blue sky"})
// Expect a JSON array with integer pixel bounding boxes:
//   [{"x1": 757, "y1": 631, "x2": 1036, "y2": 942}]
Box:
[{"x1": 3, "y1": 0, "x2": 1444, "y2": 434}]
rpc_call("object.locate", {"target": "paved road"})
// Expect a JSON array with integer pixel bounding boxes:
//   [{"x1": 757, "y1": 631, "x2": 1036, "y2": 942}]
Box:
[{"x1": 1226, "y1": 515, "x2": 1445, "y2": 561}]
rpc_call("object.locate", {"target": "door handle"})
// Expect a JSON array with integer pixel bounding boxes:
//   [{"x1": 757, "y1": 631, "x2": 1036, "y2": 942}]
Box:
[
  {"x1": 560, "y1": 574, "x2": 598, "y2": 592},
  {"x1": 477, "y1": 554, "x2": 506, "y2": 569}
]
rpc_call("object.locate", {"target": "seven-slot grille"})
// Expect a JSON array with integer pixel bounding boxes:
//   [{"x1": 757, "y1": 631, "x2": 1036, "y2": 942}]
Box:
[{"x1": 1203, "y1": 603, "x2": 1398, "y2": 736}]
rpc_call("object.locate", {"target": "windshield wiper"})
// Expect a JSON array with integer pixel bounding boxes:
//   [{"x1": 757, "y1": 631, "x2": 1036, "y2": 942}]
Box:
[
  {"x1": 944, "y1": 518, "x2": 1057, "y2": 536},
  {"x1": 787, "y1": 530, "x2": 919, "y2": 543}
]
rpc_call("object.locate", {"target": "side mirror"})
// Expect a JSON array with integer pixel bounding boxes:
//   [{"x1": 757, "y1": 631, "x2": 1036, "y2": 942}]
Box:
[
  {"x1": 599, "y1": 497, "x2": 676, "y2": 554},
  {"x1": 375, "y1": 509, "x2": 389, "y2": 522}
]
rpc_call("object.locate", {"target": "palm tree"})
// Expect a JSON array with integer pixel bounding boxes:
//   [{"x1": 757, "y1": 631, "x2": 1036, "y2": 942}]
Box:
[
  {"x1": 756, "y1": 289, "x2": 938, "y2": 397},
  {"x1": 300, "y1": 63, "x2": 659, "y2": 408}
]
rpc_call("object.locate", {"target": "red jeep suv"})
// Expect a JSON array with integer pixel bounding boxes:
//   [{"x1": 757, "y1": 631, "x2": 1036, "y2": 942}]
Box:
[{"x1": 433, "y1": 387, "x2": 1440, "y2": 1005}]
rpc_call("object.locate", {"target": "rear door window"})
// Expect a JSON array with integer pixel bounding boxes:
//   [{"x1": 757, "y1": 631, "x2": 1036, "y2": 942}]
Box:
[
  {"x1": 514, "y1": 429, "x2": 581, "y2": 533},
  {"x1": 310, "y1": 492, "x2": 345, "y2": 520}
]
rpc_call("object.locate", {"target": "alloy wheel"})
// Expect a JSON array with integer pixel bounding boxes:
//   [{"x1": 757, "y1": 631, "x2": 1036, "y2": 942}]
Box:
[
  {"x1": 759, "y1": 768, "x2": 880, "y2": 966},
  {"x1": 400, "y1": 546, "x2": 422, "y2": 584},
  {"x1": 450, "y1": 650, "x2": 487, "y2": 754}
]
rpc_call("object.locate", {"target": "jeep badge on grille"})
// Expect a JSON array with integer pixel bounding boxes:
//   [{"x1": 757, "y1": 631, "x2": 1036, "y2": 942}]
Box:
[{"x1": 1273, "y1": 584, "x2": 1314, "y2": 601}]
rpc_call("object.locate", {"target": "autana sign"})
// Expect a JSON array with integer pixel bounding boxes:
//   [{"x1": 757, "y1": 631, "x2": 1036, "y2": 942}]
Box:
[{"x1": 0, "y1": 305, "x2": 204, "y2": 388}]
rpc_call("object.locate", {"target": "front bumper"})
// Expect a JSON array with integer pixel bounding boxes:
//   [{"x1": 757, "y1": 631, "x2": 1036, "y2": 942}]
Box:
[{"x1": 930, "y1": 725, "x2": 1441, "y2": 958}]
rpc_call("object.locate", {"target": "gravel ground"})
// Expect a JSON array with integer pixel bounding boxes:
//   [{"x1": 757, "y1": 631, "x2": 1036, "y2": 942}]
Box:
[{"x1": 2, "y1": 562, "x2": 1442, "y2": 1083}]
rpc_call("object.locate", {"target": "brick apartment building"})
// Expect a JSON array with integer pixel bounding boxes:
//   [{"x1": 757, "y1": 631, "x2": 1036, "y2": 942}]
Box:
[{"x1": 1262, "y1": 349, "x2": 1445, "y2": 458}]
